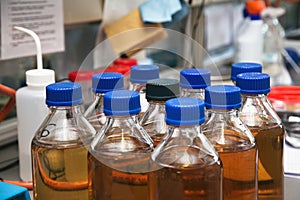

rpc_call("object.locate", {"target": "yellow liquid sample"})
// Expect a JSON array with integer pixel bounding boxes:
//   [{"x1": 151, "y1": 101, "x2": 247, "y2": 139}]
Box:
[{"x1": 32, "y1": 142, "x2": 89, "y2": 200}]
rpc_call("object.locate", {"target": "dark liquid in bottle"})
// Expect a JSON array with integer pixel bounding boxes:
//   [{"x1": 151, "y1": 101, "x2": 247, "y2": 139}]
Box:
[
  {"x1": 219, "y1": 147, "x2": 257, "y2": 200},
  {"x1": 209, "y1": 129, "x2": 258, "y2": 200},
  {"x1": 249, "y1": 124, "x2": 284, "y2": 200},
  {"x1": 149, "y1": 146, "x2": 222, "y2": 200},
  {"x1": 88, "y1": 135, "x2": 152, "y2": 200}
]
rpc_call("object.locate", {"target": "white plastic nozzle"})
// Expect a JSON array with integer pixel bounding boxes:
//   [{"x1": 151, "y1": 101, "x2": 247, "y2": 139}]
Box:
[
  {"x1": 14, "y1": 26, "x2": 43, "y2": 70},
  {"x1": 14, "y1": 26, "x2": 55, "y2": 86}
]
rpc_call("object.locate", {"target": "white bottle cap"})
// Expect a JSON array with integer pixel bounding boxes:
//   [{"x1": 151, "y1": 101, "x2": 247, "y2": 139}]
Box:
[{"x1": 26, "y1": 69, "x2": 55, "y2": 87}]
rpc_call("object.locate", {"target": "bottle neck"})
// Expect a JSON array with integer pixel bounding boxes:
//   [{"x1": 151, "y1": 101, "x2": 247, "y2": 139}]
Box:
[
  {"x1": 180, "y1": 88, "x2": 205, "y2": 100},
  {"x1": 129, "y1": 82, "x2": 146, "y2": 92},
  {"x1": 206, "y1": 108, "x2": 239, "y2": 119},
  {"x1": 165, "y1": 124, "x2": 204, "y2": 146},
  {"x1": 27, "y1": 84, "x2": 47, "y2": 90},
  {"x1": 148, "y1": 100, "x2": 166, "y2": 106},
  {"x1": 49, "y1": 104, "x2": 82, "y2": 113},
  {"x1": 84, "y1": 93, "x2": 104, "y2": 116}
]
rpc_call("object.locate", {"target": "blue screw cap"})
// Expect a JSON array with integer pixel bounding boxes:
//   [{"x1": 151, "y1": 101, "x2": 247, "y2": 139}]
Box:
[
  {"x1": 205, "y1": 85, "x2": 241, "y2": 109},
  {"x1": 231, "y1": 62, "x2": 262, "y2": 81},
  {"x1": 92, "y1": 72, "x2": 124, "y2": 93},
  {"x1": 236, "y1": 72, "x2": 270, "y2": 94},
  {"x1": 103, "y1": 90, "x2": 141, "y2": 116},
  {"x1": 165, "y1": 97, "x2": 205, "y2": 126},
  {"x1": 180, "y1": 68, "x2": 211, "y2": 89},
  {"x1": 46, "y1": 82, "x2": 82, "y2": 106},
  {"x1": 130, "y1": 65, "x2": 159, "y2": 84}
]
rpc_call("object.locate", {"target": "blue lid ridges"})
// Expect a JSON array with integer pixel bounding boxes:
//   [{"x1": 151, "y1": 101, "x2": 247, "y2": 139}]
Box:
[
  {"x1": 236, "y1": 72, "x2": 270, "y2": 94},
  {"x1": 165, "y1": 98, "x2": 205, "y2": 126},
  {"x1": 180, "y1": 68, "x2": 211, "y2": 89},
  {"x1": 104, "y1": 90, "x2": 141, "y2": 116},
  {"x1": 231, "y1": 62, "x2": 262, "y2": 81},
  {"x1": 205, "y1": 85, "x2": 241, "y2": 109},
  {"x1": 92, "y1": 72, "x2": 124, "y2": 93},
  {"x1": 130, "y1": 65, "x2": 159, "y2": 84},
  {"x1": 46, "y1": 82, "x2": 82, "y2": 106}
]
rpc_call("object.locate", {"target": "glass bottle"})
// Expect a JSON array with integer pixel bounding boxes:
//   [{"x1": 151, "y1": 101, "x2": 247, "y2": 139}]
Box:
[
  {"x1": 202, "y1": 85, "x2": 257, "y2": 200},
  {"x1": 236, "y1": 72, "x2": 284, "y2": 199},
  {"x1": 31, "y1": 82, "x2": 96, "y2": 200},
  {"x1": 139, "y1": 78, "x2": 180, "y2": 147},
  {"x1": 262, "y1": 9, "x2": 292, "y2": 86},
  {"x1": 88, "y1": 90, "x2": 154, "y2": 200},
  {"x1": 129, "y1": 65, "x2": 160, "y2": 114},
  {"x1": 149, "y1": 97, "x2": 223, "y2": 200},
  {"x1": 231, "y1": 62, "x2": 262, "y2": 85},
  {"x1": 180, "y1": 68, "x2": 211, "y2": 100},
  {"x1": 84, "y1": 72, "x2": 124, "y2": 131}
]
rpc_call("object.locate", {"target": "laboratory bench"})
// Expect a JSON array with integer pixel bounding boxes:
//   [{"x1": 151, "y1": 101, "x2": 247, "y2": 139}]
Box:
[{"x1": 0, "y1": 127, "x2": 300, "y2": 199}]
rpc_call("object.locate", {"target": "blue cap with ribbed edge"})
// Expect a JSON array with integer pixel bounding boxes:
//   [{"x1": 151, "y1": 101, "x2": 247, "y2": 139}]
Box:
[
  {"x1": 231, "y1": 62, "x2": 262, "y2": 81},
  {"x1": 46, "y1": 82, "x2": 82, "y2": 106},
  {"x1": 180, "y1": 68, "x2": 211, "y2": 89},
  {"x1": 205, "y1": 85, "x2": 241, "y2": 109},
  {"x1": 103, "y1": 90, "x2": 141, "y2": 116},
  {"x1": 165, "y1": 98, "x2": 205, "y2": 126},
  {"x1": 236, "y1": 72, "x2": 270, "y2": 94},
  {"x1": 92, "y1": 72, "x2": 124, "y2": 93},
  {"x1": 130, "y1": 65, "x2": 159, "y2": 84}
]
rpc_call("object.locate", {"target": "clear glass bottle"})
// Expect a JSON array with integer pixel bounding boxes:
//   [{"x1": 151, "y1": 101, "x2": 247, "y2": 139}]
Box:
[
  {"x1": 88, "y1": 90, "x2": 154, "y2": 200},
  {"x1": 202, "y1": 85, "x2": 257, "y2": 200},
  {"x1": 149, "y1": 97, "x2": 223, "y2": 200},
  {"x1": 129, "y1": 65, "x2": 160, "y2": 114},
  {"x1": 180, "y1": 68, "x2": 211, "y2": 100},
  {"x1": 262, "y1": 9, "x2": 292, "y2": 86},
  {"x1": 84, "y1": 72, "x2": 124, "y2": 131},
  {"x1": 31, "y1": 82, "x2": 96, "y2": 200},
  {"x1": 231, "y1": 62, "x2": 262, "y2": 85},
  {"x1": 139, "y1": 78, "x2": 180, "y2": 147},
  {"x1": 236, "y1": 72, "x2": 284, "y2": 199}
]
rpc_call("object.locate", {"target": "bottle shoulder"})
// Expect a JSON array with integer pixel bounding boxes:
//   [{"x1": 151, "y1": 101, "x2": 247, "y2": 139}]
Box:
[
  {"x1": 151, "y1": 126, "x2": 220, "y2": 168},
  {"x1": 90, "y1": 116, "x2": 153, "y2": 152},
  {"x1": 140, "y1": 104, "x2": 166, "y2": 124},
  {"x1": 16, "y1": 86, "x2": 46, "y2": 97},
  {"x1": 33, "y1": 108, "x2": 96, "y2": 146},
  {"x1": 240, "y1": 96, "x2": 282, "y2": 125},
  {"x1": 201, "y1": 112, "x2": 256, "y2": 150}
]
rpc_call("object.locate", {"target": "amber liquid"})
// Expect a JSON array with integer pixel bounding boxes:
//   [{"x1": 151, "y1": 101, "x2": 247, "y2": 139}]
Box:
[
  {"x1": 149, "y1": 146, "x2": 223, "y2": 200},
  {"x1": 32, "y1": 142, "x2": 89, "y2": 200},
  {"x1": 88, "y1": 134, "x2": 152, "y2": 200},
  {"x1": 219, "y1": 147, "x2": 257, "y2": 200},
  {"x1": 88, "y1": 153, "x2": 150, "y2": 200},
  {"x1": 249, "y1": 125, "x2": 284, "y2": 200}
]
